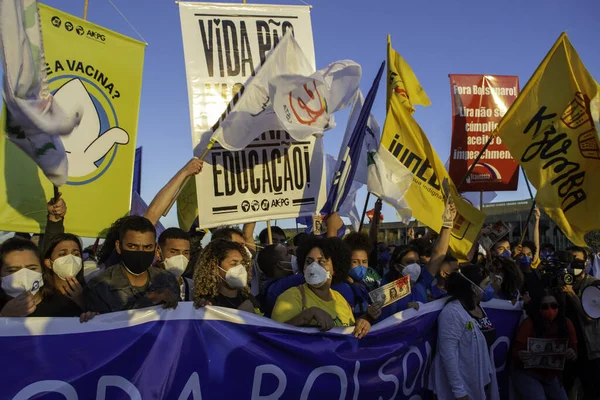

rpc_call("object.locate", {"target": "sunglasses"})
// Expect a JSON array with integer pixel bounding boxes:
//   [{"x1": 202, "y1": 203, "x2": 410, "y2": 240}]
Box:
[{"x1": 540, "y1": 303, "x2": 559, "y2": 310}]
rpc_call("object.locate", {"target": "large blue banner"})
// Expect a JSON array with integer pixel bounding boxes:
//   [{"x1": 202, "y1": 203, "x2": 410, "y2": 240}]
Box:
[{"x1": 0, "y1": 299, "x2": 522, "y2": 399}]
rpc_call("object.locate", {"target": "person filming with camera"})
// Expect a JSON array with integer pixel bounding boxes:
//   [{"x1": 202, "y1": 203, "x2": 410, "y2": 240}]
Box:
[{"x1": 561, "y1": 247, "x2": 600, "y2": 399}]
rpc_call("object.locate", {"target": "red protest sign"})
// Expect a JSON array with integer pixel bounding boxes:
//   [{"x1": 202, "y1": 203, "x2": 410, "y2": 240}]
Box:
[{"x1": 448, "y1": 75, "x2": 520, "y2": 192}]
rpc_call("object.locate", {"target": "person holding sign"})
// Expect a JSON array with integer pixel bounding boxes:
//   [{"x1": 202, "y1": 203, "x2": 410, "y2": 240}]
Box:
[
  {"x1": 193, "y1": 239, "x2": 259, "y2": 314},
  {"x1": 271, "y1": 237, "x2": 371, "y2": 339},
  {"x1": 512, "y1": 292, "x2": 577, "y2": 400},
  {"x1": 428, "y1": 264, "x2": 499, "y2": 400}
]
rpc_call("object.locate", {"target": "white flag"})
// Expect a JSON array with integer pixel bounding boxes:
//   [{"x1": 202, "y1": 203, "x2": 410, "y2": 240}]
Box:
[
  {"x1": 0, "y1": 0, "x2": 80, "y2": 186},
  {"x1": 367, "y1": 146, "x2": 413, "y2": 224},
  {"x1": 196, "y1": 33, "x2": 361, "y2": 153}
]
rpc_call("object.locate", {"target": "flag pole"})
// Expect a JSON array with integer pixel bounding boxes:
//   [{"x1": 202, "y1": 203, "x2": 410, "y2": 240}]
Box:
[
  {"x1": 83, "y1": 0, "x2": 89, "y2": 20},
  {"x1": 479, "y1": 191, "x2": 483, "y2": 210},
  {"x1": 266, "y1": 220, "x2": 273, "y2": 245},
  {"x1": 358, "y1": 192, "x2": 371, "y2": 232},
  {"x1": 518, "y1": 170, "x2": 536, "y2": 245}
]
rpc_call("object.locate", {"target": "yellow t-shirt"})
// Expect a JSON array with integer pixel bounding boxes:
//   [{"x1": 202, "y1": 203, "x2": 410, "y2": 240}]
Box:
[{"x1": 272, "y1": 283, "x2": 356, "y2": 327}]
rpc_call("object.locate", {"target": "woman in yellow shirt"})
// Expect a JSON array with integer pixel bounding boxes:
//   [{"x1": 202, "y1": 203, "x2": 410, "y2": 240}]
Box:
[{"x1": 271, "y1": 237, "x2": 371, "y2": 339}]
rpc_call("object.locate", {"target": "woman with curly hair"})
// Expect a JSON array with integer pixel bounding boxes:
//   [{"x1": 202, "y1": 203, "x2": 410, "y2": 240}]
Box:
[
  {"x1": 271, "y1": 236, "x2": 372, "y2": 339},
  {"x1": 490, "y1": 256, "x2": 524, "y2": 304},
  {"x1": 193, "y1": 239, "x2": 259, "y2": 313}
]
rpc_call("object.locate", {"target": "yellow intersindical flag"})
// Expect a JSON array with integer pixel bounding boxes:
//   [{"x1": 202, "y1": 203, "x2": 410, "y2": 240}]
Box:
[
  {"x1": 386, "y1": 35, "x2": 431, "y2": 113},
  {"x1": 381, "y1": 93, "x2": 485, "y2": 262},
  {"x1": 495, "y1": 33, "x2": 600, "y2": 246},
  {"x1": 0, "y1": 5, "x2": 145, "y2": 237}
]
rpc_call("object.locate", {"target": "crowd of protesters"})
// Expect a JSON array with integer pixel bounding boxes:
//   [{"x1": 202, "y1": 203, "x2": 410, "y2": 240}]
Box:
[{"x1": 1, "y1": 158, "x2": 599, "y2": 400}]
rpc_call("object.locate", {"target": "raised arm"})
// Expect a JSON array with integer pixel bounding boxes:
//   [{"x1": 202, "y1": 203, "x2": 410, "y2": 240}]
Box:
[
  {"x1": 369, "y1": 198, "x2": 382, "y2": 245},
  {"x1": 40, "y1": 193, "x2": 67, "y2": 255},
  {"x1": 243, "y1": 222, "x2": 256, "y2": 253},
  {"x1": 426, "y1": 198, "x2": 456, "y2": 277},
  {"x1": 144, "y1": 158, "x2": 204, "y2": 225}
]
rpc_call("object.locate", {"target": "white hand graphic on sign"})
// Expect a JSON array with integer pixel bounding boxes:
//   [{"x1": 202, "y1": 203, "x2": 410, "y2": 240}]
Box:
[{"x1": 54, "y1": 78, "x2": 129, "y2": 177}]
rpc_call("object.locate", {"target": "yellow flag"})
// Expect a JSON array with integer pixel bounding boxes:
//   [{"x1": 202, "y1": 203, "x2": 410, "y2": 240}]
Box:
[
  {"x1": 177, "y1": 177, "x2": 198, "y2": 232},
  {"x1": 387, "y1": 35, "x2": 431, "y2": 113},
  {"x1": 382, "y1": 94, "x2": 485, "y2": 261},
  {"x1": 0, "y1": 5, "x2": 145, "y2": 237},
  {"x1": 495, "y1": 33, "x2": 600, "y2": 246}
]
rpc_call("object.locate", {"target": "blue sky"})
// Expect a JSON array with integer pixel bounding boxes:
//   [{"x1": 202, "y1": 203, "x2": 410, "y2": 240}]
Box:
[{"x1": 40, "y1": 0, "x2": 600, "y2": 231}]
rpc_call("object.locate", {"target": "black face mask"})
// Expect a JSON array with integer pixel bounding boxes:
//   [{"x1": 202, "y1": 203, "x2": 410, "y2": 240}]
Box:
[{"x1": 120, "y1": 250, "x2": 155, "y2": 275}]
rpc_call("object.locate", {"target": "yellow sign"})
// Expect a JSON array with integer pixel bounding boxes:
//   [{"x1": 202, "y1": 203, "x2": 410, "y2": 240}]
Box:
[
  {"x1": 495, "y1": 33, "x2": 600, "y2": 246},
  {"x1": 382, "y1": 94, "x2": 485, "y2": 261},
  {"x1": 387, "y1": 35, "x2": 431, "y2": 113},
  {"x1": 0, "y1": 4, "x2": 145, "y2": 237}
]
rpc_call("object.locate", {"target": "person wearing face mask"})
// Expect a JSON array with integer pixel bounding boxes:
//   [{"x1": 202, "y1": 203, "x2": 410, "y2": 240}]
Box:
[
  {"x1": 492, "y1": 237, "x2": 511, "y2": 259},
  {"x1": 85, "y1": 216, "x2": 180, "y2": 314},
  {"x1": 157, "y1": 228, "x2": 194, "y2": 301},
  {"x1": 428, "y1": 254, "x2": 458, "y2": 301},
  {"x1": 512, "y1": 292, "x2": 577, "y2": 400},
  {"x1": 257, "y1": 244, "x2": 303, "y2": 318},
  {"x1": 562, "y1": 247, "x2": 600, "y2": 399},
  {"x1": 490, "y1": 256, "x2": 523, "y2": 304},
  {"x1": 381, "y1": 199, "x2": 457, "y2": 318},
  {"x1": 193, "y1": 239, "x2": 259, "y2": 313},
  {"x1": 332, "y1": 233, "x2": 383, "y2": 320},
  {"x1": 272, "y1": 237, "x2": 371, "y2": 339},
  {"x1": 428, "y1": 264, "x2": 499, "y2": 400},
  {"x1": 0, "y1": 238, "x2": 95, "y2": 322}
]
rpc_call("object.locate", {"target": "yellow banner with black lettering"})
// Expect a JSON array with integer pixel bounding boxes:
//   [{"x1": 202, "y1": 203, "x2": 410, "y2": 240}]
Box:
[
  {"x1": 0, "y1": 4, "x2": 145, "y2": 237},
  {"x1": 381, "y1": 94, "x2": 485, "y2": 261},
  {"x1": 495, "y1": 33, "x2": 600, "y2": 246}
]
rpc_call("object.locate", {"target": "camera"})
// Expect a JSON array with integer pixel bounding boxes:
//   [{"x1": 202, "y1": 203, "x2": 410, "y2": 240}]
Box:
[{"x1": 538, "y1": 256, "x2": 574, "y2": 288}]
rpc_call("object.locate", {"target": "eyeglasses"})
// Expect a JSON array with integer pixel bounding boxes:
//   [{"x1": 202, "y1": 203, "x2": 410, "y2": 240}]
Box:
[{"x1": 540, "y1": 303, "x2": 559, "y2": 310}]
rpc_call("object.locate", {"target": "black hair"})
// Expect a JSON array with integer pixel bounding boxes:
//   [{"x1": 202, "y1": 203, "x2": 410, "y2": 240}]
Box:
[
  {"x1": 541, "y1": 243, "x2": 556, "y2": 252},
  {"x1": 493, "y1": 236, "x2": 510, "y2": 249},
  {"x1": 566, "y1": 246, "x2": 588, "y2": 260},
  {"x1": 296, "y1": 236, "x2": 351, "y2": 285},
  {"x1": 490, "y1": 257, "x2": 524, "y2": 301},
  {"x1": 259, "y1": 226, "x2": 287, "y2": 245},
  {"x1": 387, "y1": 245, "x2": 420, "y2": 282},
  {"x1": 182, "y1": 234, "x2": 203, "y2": 280},
  {"x1": 531, "y1": 289, "x2": 569, "y2": 339},
  {"x1": 158, "y1": 228, "x2": 190, "y2": 249},
  {"x1": 343, "y1": 232, "x2": 373, "y2": 254},
  {"x1": 119, "y1": 216, "x2": 156, "y2": 243},
  {"x1": 521, "y1": 240, "x2": 538, "y2": 258},
  {"x1": 554, "y1": 250, "x2": 574, "y2": 265},
  {"x1": 0, "y1": 238, "x2": 46, "y2": 305},
  {"x1": 98, "y1": 216, "x2": 132, "y2": 264},
  {"x1": 410, "y1": 238, "x2": 433, "y2": 257},
  {"x1": 257, "y1": 244, "x2": 282, "y2": 278},
  {"x1": 293, "y1": 232, "x2": 307, "y2": 247},
  {"x1": 43, "y1": 234, "x2": 82, "y2": 261},
  {"x1": 446, "y1": 264, "x2": 488, "y2": 311},
  {"x1": 211, "y1": 226, "x2": 244, "y2": 242}
]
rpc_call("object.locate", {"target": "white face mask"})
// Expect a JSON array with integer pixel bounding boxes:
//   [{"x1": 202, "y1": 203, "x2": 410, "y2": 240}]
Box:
[
  {"x1": 220, "y1": 264, "x2": 247, "y2": 289},
  {"x1": 52, "y1": 254, "x2": 83, "y2": 280},
  {"x1": 402, "y1": 263, "x2": 422, "y2": 283},
  {"x1": 164, "y1": 255, "x2": 189, "y2": 278},
  {"x1": 291, "y1": 255, "x2": 299, "y2": 274},
  {"x1": 1, "y1": 268, "x2": 44, "y2": 298},
  {"x1": 304, "y1": 262, "x2": 331, "y2": 288}
]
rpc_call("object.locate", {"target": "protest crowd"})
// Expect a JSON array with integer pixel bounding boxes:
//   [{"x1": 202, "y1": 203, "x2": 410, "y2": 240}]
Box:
[
  {"x1": 1, "y1": 0, "x2": 600, "y2": 399},
  {"x1": 1, "y1": 157, "x2": 600, "y2": 399}
]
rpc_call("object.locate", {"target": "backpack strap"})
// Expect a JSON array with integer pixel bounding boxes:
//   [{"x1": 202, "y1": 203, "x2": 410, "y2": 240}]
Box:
[{"x1": 299, "y1": 284, "x2": 307, "y2": 311}]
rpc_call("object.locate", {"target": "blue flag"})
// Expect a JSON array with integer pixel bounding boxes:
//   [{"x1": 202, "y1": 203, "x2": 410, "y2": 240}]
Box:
[
  {"x1": 132, "y1": 147, "x2": 142, "y2": 194},
  {"x1": 321, "y1": 61, "x2": 385, "y2": 215}
]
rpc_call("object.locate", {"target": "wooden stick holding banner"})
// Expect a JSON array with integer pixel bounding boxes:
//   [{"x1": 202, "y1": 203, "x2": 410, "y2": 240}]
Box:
[
  {"x1": 266, "y1": 220, "x2": 273, "y2": 245},
  {"x1": 358, "y1": 192, "x2": 372, "y2": 232},
  {"x1": 162, "y1": 138, "x2": 216, "y2": 217},
  {"x1": 456, "y1": 134, "x2": 495, "y2": 192},
  {"x1": 53, "y1": 186, "x2": 60, "y2": 203},
  {"x1": 83, "y1": 0, "x2": 89, "y2": 20}
]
